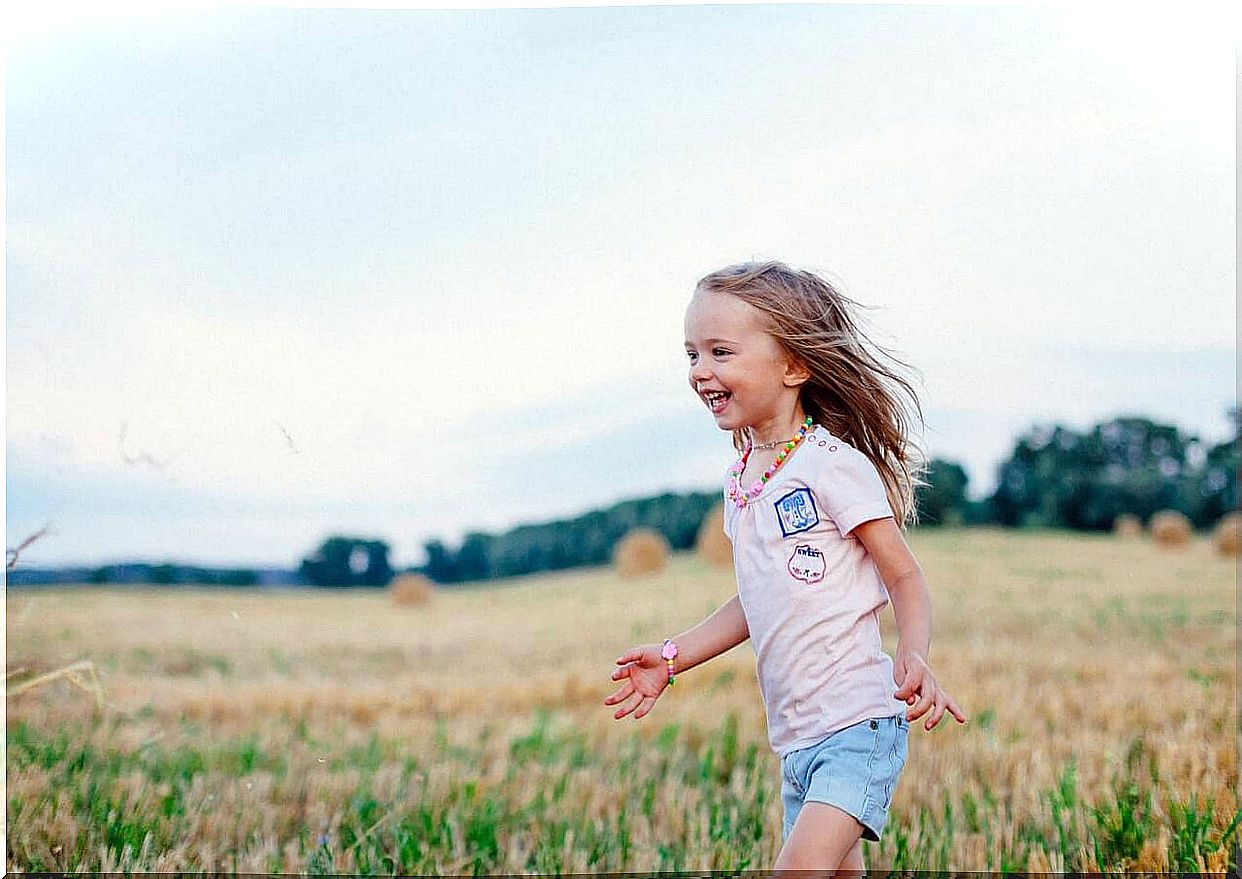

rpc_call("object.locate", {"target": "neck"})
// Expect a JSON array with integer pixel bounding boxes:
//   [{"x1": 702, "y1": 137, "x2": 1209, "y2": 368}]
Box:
[{"x1": 748, "y1": 409, "x2": 811, "y2": 447}]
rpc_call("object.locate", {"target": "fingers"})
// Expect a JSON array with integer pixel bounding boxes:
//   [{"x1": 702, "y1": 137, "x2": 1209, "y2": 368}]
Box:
[
  {"x1": 603, "y1": 681, "x2": 634, "y2": 710},
  {"x1": 612, "y1": 688, "x2": 643, "y2": 720},
  {"x1": 917, "y1": 685, "x2": 967, "y2": 730},
  {"x1": 893, "y1": 671, "x2": 914, "y2": 702},
  {"x1": 611, "y1": 662, "x2": 634, "y2": 681},
  {"x1": 632, "y1": 694, "x2": 656, "y2": 720},
  {"x1": 616, "y1": 645, "x2": 653, "y2": 666},
  {"x1": 891, "y1": 657, "x2": 910, "y2": 699},
  {"x1": 894, "y1": 664, "x2": 923, "y2": 705},
  {"x1": 907, "y1": 684, "x2": 935, "y2": 722}
]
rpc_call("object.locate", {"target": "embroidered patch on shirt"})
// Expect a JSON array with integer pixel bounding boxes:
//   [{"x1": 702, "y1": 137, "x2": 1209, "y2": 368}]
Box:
[
  {"x1": 773, "y1": 487, "x2": 820, "y2": 537},
  {"x1": 786, "y1": 543, "x2": 826, "y2": 584}
]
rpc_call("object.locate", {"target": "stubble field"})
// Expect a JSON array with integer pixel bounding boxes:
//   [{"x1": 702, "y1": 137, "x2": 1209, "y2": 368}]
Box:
[{"x1": 6, "y1": 527, "x2": 1238, "y2": 874}]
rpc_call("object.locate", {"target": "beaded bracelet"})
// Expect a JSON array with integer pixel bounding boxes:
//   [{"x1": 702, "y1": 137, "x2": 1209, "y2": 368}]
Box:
[{"x1": 661, "y1": 638, "x2": 679, "y2": 687}]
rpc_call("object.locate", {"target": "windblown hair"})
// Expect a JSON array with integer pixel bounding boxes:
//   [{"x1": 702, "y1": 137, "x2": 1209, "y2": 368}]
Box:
[{"x1": 695, "y1": 260, "x2": 929, "y2": 528}]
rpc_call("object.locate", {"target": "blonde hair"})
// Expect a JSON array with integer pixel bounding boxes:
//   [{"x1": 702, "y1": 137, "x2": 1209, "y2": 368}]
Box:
[{"x1": 695, "y1": 260, "x2": 929, "y2": 528}]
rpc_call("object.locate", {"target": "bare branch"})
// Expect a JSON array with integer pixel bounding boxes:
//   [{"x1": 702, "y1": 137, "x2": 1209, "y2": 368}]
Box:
[
  {"x1": 7, "y1": 522, "x2": 53, "y2": 570},
  {"x1": 276, "y1": 421, "x2": 301, "y2": 455}
]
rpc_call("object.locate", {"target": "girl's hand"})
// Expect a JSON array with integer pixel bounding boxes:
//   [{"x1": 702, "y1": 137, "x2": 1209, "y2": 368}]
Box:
[
  {"x1": 604, "y1": 644, "x2": 670, "y2": 721},
  {"x1": 893, "y1": 648, "x2": 967, "y2": 731}
]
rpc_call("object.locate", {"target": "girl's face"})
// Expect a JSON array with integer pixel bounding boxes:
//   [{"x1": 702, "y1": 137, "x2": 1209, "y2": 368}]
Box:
[{"x1": 683, "y1": 289, "x2": 808, "y2": 433}]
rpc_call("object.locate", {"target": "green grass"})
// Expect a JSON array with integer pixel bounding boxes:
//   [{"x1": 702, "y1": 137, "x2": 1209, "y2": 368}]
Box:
[{"x1": 9, "y1": 708, "x2": 1239, "y2": 874}]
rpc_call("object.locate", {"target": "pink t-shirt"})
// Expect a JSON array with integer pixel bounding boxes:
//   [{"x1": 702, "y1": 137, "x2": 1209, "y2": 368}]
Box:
[{"x1": 723, "y1": 425, "x2": 900, "y2": 757}]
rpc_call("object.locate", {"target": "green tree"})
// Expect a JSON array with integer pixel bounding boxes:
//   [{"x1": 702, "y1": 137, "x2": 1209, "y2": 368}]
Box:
[
  {"x1": 916, "y1": 458, "x2": 970, "y2": 526},
  {"x1": 989, "y1": 416, "x2": 1206, "y2": 530},
  {"x1": 220, "y1": 568, "x2": 259, "y2": 586},
  {"x1": 1184, "y1": 406, "x2": 1239, "y2": 526},
  {"x1": 417, "y1": 491, "x2": 718, "y2": 584},
  {"x1": 455, "y1": 532, "x2": 495, "y2": 582},
  {"x1": 421, "y1": 539, "x2": 458, "y2": 583},
  {"x1": 300, "y1": 536, "x2": 393, "y2": 587}
]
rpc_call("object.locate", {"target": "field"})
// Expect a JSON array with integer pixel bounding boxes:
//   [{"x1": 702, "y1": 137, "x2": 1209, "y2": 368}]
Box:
[{"x1": 6, "y1": 527, "x2": 1238, "y2": 874}]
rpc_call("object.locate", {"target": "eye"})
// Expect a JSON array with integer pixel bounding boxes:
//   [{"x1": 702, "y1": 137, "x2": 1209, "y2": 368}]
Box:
[
  {"x1": 712, "y1": 348, "x2": 731, "y2": 357},
  {"x1": 686, "y1": 350, "x2": 698, "y2": 363}
]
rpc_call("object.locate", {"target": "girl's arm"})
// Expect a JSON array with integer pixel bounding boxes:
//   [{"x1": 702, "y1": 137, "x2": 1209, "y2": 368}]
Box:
[
  {"x1": 855, "y1": 519, "x2": 931, "y2": 660},
  {"x1": 606, "y1": 594, "x2": 749, "y2": 721},
  {"x1": 853, "y1": 517, "x2": 967, "y2": 730},
  {"x1": 670, "y1": 592, "x2": 750, "y2": 675}
]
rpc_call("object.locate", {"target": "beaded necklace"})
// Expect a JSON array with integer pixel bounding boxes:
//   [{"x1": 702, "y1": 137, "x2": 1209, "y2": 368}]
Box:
[{"x1": 727, "y1": 416, "x2": 814, "y2": 509}]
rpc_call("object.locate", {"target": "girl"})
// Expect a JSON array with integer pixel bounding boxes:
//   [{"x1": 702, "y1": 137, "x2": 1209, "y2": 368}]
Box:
[{"x1": 604, "y1": 260, "x2": 966, "y2": 876}]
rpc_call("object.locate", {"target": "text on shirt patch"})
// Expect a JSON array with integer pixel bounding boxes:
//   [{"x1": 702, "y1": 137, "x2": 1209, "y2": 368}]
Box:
[
  {"x1": 787, "y1": 543, "x2": 826, "y2": 584},
  {"x1": 774, "y1": 487, "x2": 819, "y2": 537}
]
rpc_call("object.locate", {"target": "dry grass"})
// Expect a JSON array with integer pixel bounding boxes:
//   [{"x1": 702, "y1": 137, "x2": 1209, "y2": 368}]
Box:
[
  {"x1": 612, "y1": 527, "x2": 671, "y2": 578},
  {"x1": 6, "y1": 528, "x2": 1236, "y2": 873},
  {"x1": 6, "y1": 660, "x2": 104, "y2": 708}
]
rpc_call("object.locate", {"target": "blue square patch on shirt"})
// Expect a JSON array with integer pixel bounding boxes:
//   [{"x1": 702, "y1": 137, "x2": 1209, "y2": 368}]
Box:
[{"x1": 773, "y1": 487, "x2": 819, "y2": 537}]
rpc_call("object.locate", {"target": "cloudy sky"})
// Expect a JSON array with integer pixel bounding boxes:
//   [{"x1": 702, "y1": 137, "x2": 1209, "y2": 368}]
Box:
[{"x1": 5, "y1": 2, "x2": 1236, "y2": 569}]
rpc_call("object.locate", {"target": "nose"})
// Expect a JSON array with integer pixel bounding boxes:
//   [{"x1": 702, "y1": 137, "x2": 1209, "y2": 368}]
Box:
[{"x1": 689, "y1": 360, "x2": 712, "y2": 387}]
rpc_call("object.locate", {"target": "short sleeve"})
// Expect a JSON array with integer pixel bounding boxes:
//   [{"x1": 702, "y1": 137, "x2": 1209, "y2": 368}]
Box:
[{"x1": 818, "y1": 445, "x2": 894, "y2": 538}]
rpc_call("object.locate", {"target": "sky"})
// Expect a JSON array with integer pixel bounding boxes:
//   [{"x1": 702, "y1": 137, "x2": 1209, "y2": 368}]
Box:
[{"x1": 5, "y1": 1, "x2": 1237, "y2": 570}]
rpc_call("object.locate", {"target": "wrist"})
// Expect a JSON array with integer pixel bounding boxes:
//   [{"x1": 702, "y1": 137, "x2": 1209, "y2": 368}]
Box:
[
  {"x1": 661, "y1": 638, "x2": 679, "y2": 686},
  {"x1": 897, "y1": 644, "x2": 928, "y2": 662}
]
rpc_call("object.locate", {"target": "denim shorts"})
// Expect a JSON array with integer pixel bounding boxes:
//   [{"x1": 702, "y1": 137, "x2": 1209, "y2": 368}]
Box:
[{"x1": 779, "y1": 713, "x2": 909, "y2": 843}]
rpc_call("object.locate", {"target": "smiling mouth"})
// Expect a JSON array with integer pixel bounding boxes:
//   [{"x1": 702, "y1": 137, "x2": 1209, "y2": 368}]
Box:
[{"x1": 701, "y1": 390, "x2": 731, "y2": 414}]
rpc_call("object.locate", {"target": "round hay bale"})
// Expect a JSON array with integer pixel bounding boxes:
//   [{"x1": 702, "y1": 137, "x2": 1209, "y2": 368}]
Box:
[
  {"x1": 695, "y1": 508, "x2": 733, "y2": 568},
  {"x1": 390, "y1": 573, "x2": 435, "y2": 606},
  {"x1": 1213, "y1": 511, "x2": 1242, "y2": 557},
  {"x1": 613, "y1": 527, "x2": 670, "y2": 578},
  {"x1": 1112, "y1": 513, "x2": 1142, "y2": 538},
  {"x1": 1149, "y1": 510, "x2": 1192, "y2": 549}
]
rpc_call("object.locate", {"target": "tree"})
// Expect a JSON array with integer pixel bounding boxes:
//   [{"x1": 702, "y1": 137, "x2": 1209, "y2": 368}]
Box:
[
  {"x1": 989, "y1": 416, "x2": 1204, "y2": 530},
  {"x1": 455, "y1": 532, "x2": 494, "y2": 582},
  {"x1": 416, "y1": 490, "x2": 718, "y2": 584},
  {"x1": 421, "y1": 539, "x2": 457, "y2": 583},
  {"x1": 300, "y1": 536, "x2": 393, "y2": 587},
  {"x1": 1184, "y1": 406, "x2": 1239, "y2": 526},
  {"x1": 916, "y1": 459, "x2": 970, "y2": 526}
]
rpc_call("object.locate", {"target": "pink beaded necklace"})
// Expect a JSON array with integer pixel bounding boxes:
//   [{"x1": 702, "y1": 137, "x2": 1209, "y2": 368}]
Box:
[{"x1": 727, "y1": 416, "x2": 814, "y2": 509}]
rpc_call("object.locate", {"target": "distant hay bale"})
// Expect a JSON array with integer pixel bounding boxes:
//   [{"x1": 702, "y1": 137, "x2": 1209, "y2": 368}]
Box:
[
  {"x1": 1149, "y1": 510, "x2": 1192, "y2": 549},
  {"x1": 613, "y1": 528, "x2": 670, "y2": 578},
  {"x1": 1213, "y1": 512, "x2": 1241, "y2": 557},
  {"x1": 390, "y1": 573, "x2": 435, "y2": 606},
  {"x1": 695, "y1": 508, "x2": 733, "y2": 568},
  {"x1": 1112, "y1": 513, "x2": 1142, "y2": 538}
]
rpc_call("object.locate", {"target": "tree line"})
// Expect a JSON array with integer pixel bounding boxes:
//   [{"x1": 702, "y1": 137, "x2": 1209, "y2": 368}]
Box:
[
  {"x1": 11, "y1": 411, "x2": 1234, "y2": 588},
  {"x1": 414, "y1": 411, "x2": 1238, "y2": 585}
]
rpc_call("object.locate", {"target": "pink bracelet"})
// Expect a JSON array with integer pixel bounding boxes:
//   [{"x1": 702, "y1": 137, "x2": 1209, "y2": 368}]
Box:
[{"x1": 661, "y1": 638, "x2": 679, "y2": 687}]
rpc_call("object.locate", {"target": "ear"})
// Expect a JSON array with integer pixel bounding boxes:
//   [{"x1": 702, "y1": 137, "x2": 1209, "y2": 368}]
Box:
[{"x1": 783, "y1": 356, "x2": 811, "y2": 388}]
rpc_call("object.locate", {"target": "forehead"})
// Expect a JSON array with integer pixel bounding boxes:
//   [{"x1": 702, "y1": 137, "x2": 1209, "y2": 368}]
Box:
[{"x1": 684, "y1": 289, "x2": 768, "y2": 339}]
